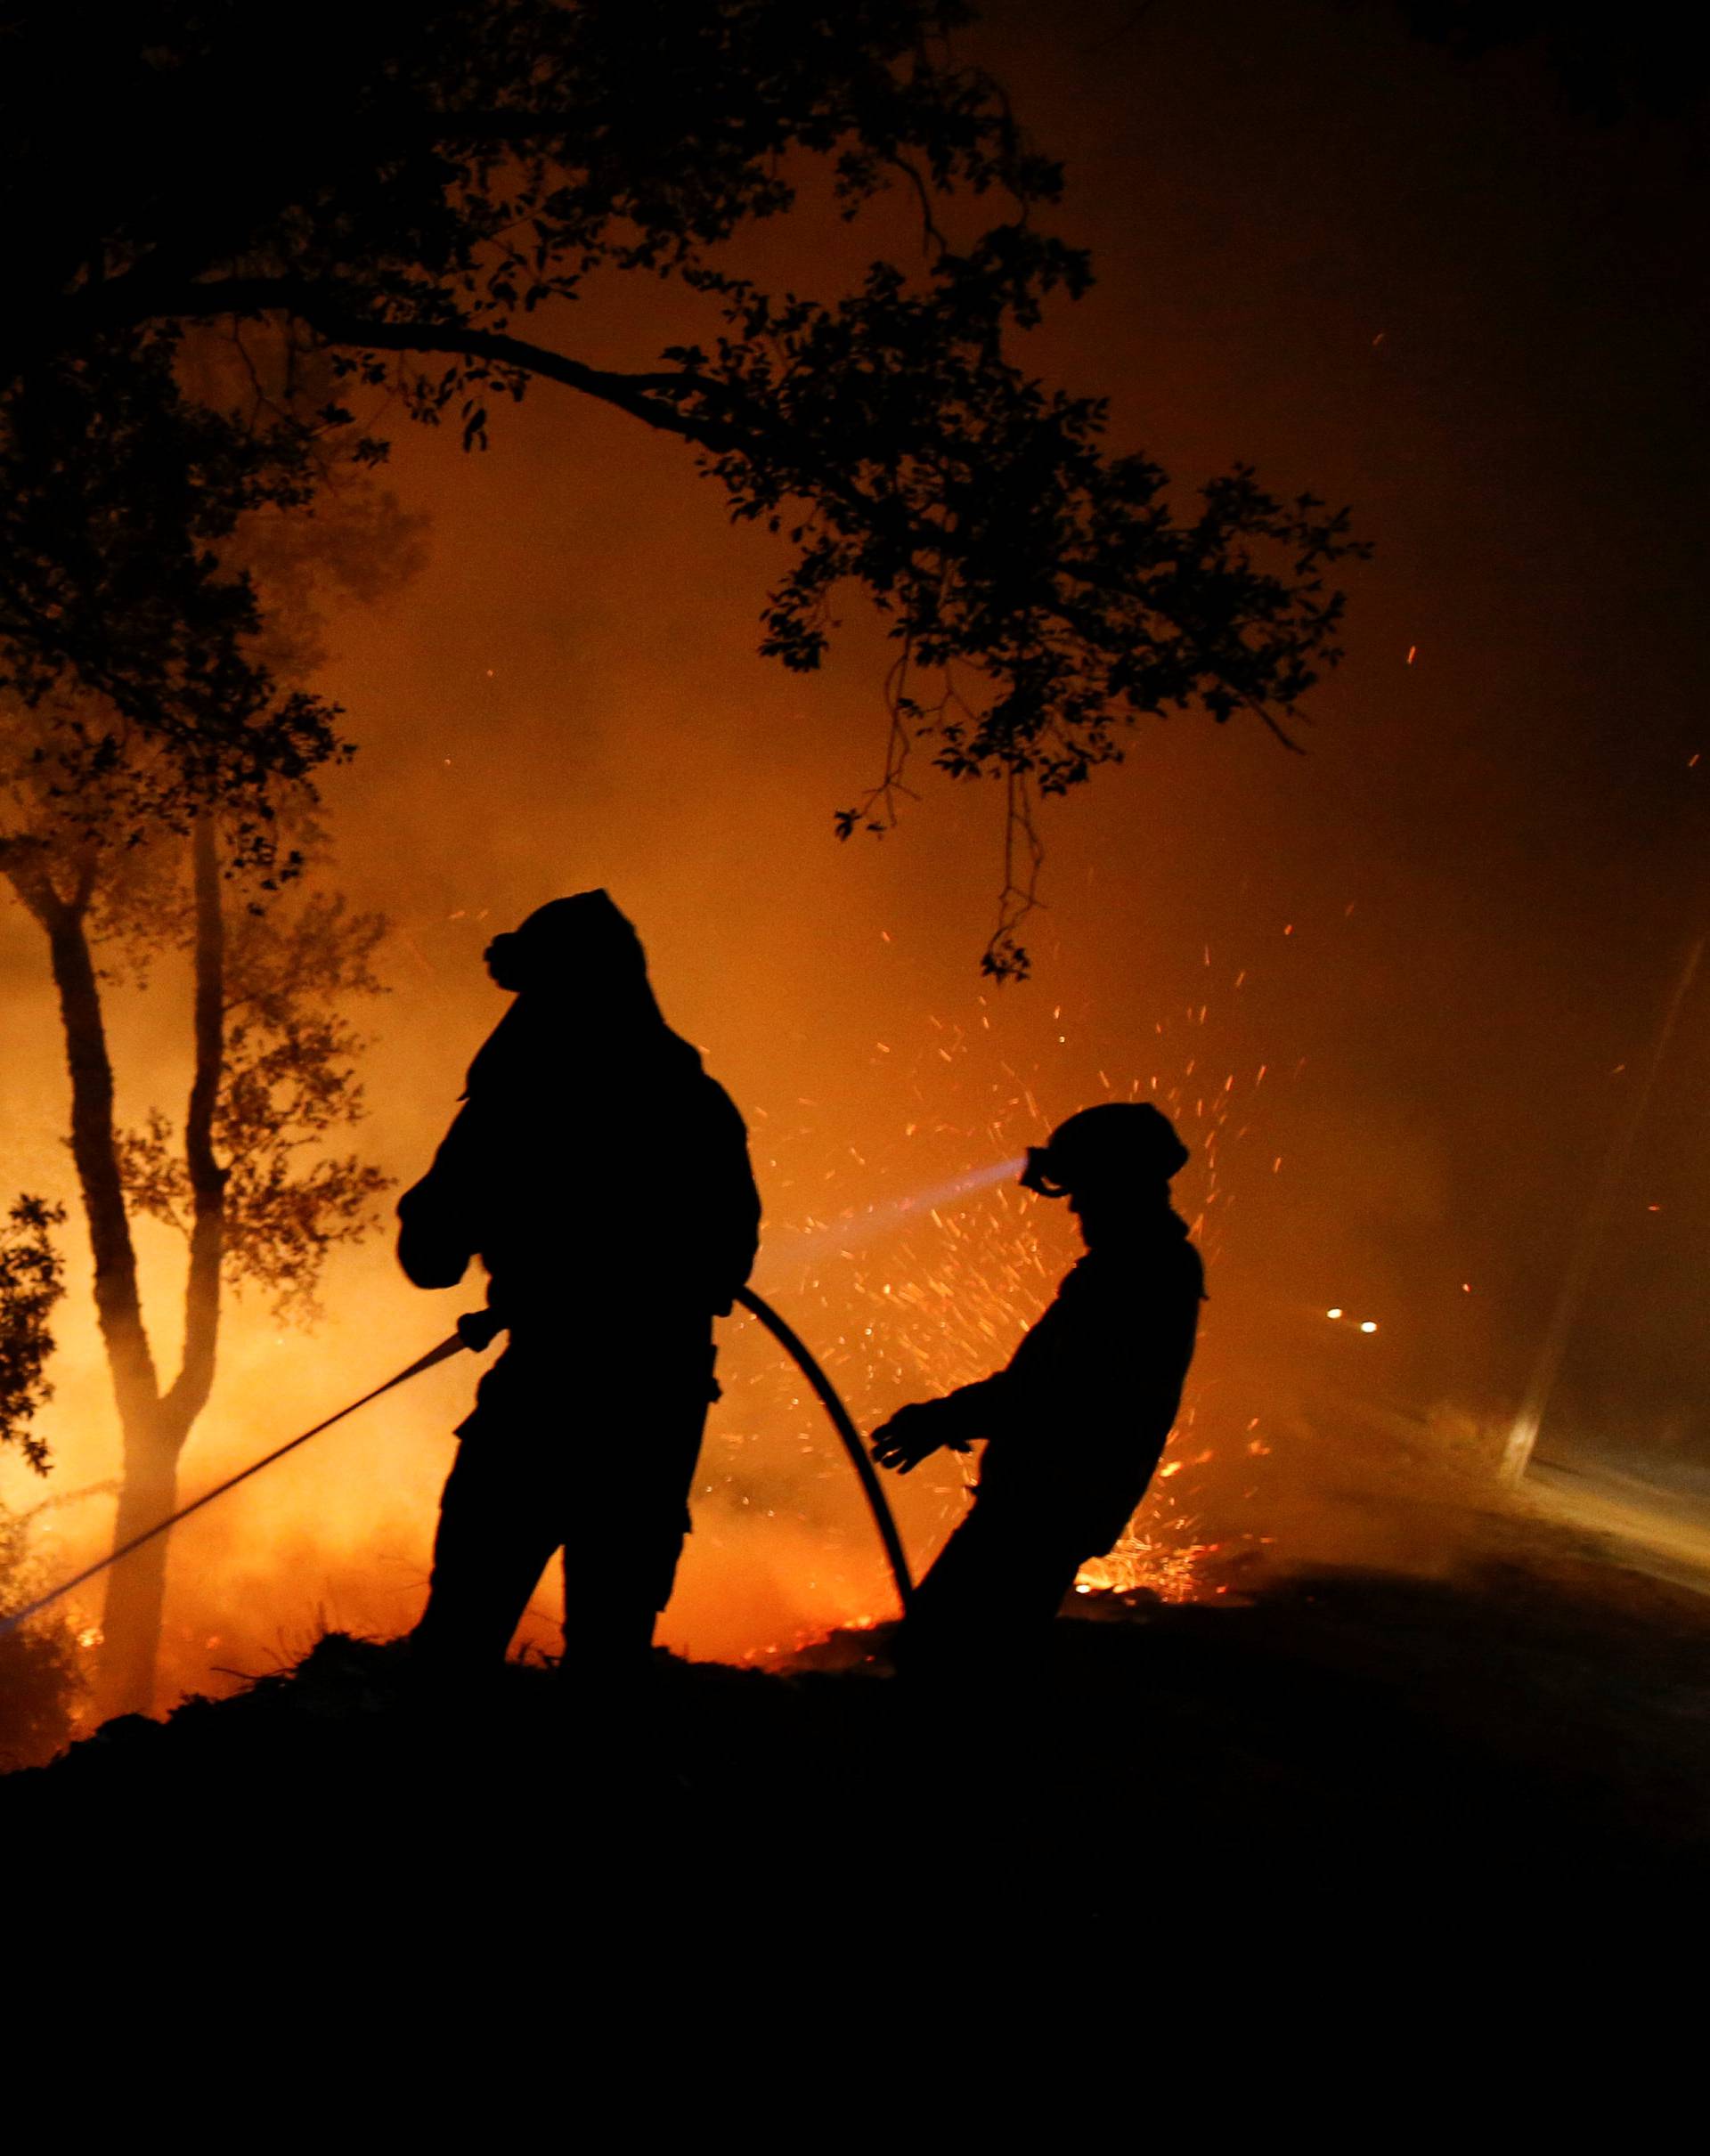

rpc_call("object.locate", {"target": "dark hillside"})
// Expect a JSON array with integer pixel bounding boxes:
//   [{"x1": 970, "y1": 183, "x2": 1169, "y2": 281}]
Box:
[{"x1": 10, "y1": 1532, "x2": 1707, "y2": 1972}]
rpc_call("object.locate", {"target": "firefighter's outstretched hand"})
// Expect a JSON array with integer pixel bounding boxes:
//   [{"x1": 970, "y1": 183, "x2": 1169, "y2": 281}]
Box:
[{"x1": 870, "y1": 1399, "x2": 968, "y2": 1475}]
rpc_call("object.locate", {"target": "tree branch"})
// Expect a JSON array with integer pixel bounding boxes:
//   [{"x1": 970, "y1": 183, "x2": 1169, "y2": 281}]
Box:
[{"x1": 42, "y1": 273, "x2": 760, "y2": 456}]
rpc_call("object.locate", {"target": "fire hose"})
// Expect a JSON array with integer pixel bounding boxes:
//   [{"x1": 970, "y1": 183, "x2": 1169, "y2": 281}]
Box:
[
  {"x1": 0, "y1": 1289, "x2": 912, "y2": 1640},
  {"x1": 733, "y1": 1286, "x2": 914, "y2": 1615}
]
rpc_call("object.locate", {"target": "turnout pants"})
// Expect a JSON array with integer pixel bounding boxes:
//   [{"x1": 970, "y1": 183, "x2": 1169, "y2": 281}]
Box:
[
  {"x1": 414, "y1": 1326, "x2": 718, "y2": 1668},
  {"x1": 900, "y1": 1481, "x2": 1137, "y2": 1680}
]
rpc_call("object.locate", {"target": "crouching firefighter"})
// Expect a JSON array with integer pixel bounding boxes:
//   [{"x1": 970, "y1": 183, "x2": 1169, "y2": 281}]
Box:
[
  {"x1": 397, "y1": 891, "x2": 761, "y2": 1673},
  {"x1": 869, "y1": 1103, "x2": 1204, "y2": 1677}
]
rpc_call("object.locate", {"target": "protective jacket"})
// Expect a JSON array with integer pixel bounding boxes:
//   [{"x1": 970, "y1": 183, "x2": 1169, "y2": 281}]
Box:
[
  {"x1": 396, "y1": 1018, "x2": 761, "y2": 1332},
  {"x1": 935, "y1": 1207, "x2": 1203, "y2": 1552},
  {"x1": 399, "y1": 891, "x2": 762, "y2": 1662}
]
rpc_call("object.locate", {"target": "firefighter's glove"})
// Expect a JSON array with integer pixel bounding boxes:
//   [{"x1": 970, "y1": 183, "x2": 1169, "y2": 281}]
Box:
[
  {"x1": 457, "y1": 1307, "x2": 507, "y2": 1354},
  {"x1": 870, "y1": 1399, "x2": 972, "y2": 1476}
]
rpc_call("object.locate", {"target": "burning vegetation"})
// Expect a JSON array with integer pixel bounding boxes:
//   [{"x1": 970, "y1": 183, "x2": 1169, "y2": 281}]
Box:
[{"x1": 2, "y1": 1, "x2": 1707, "y2": 1929}]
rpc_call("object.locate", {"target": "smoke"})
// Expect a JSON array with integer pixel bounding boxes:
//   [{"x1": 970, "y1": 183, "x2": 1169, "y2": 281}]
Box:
[{"x1": 4, "y1": 0, "x2": 1707, "y2": 1711}]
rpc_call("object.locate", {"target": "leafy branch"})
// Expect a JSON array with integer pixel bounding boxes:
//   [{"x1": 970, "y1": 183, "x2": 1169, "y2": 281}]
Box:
[
  {"x1": 0, "y1": 1196, "x2": 68, "y2": 1473},
  {"x1": 114, "y1": 890, "x2": 394, "y2": 1326}
]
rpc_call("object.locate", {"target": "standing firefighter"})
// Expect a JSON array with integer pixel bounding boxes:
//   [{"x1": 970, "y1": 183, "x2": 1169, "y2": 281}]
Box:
[
  {"x1": 397, "y1": 891, "x2": 761, "y2": 1672},
  {"x1": 871, "y1": 1103, "x2": 1204, "y2": 1674}
]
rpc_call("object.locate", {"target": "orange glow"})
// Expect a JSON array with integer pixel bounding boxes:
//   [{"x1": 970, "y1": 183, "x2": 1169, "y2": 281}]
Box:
[
  {"x1": 12, "y1": 32, "x2": 1683, "y2": 1713},
  {"x1": 11, "y1": 972, "x2": 1276, "y2": 1708}
]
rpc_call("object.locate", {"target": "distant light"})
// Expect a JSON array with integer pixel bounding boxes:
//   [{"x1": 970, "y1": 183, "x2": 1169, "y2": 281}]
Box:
[
  {"x1": 1327, "y1": 1307, "x2": 1343, "y2": 1320},
  {"x1": 1360, "y1": 1321, "x2": 1378, "y2": 1334}
]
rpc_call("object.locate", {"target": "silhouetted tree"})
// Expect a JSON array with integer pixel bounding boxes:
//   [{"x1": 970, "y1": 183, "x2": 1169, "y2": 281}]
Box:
[
  {"x1": 0, "y1": 796, "x2": 392, "y2": 1717},
  {"x1": 0, "y1": 399, "x2": 416, "y2": 1715},
  {"x1": 2, "y1": 0, "x2": 1366, "y2": 973}
]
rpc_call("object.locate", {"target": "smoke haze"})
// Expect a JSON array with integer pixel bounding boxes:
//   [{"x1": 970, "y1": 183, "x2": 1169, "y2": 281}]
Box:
[{"x1": 4, "y1": 0, "x2": 1706, "y2": 1711}]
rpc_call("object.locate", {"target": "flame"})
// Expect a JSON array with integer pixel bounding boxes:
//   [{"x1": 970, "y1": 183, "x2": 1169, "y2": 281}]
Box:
[{"x1": 12, "y1": 956, "x2": 1294, "y2": 1713}]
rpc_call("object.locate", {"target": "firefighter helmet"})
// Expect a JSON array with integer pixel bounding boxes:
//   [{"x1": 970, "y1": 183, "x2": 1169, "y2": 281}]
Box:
[
  {"x1": 484, "y1": 889, "x2": 642, "y2": 993},
  {"x1": 1020, "y1": 1102, "x2": 1189, "y2": 1199}
]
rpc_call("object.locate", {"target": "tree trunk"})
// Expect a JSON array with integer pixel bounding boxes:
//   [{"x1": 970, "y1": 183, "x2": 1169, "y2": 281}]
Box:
[
  {"x1": 31, "y1": 871, "x2": 160, "y2": 1429},
  {"x1": 94, "y1": 1411, "x2": 186, "y2": 1719},
  {"x1": 10, "y1": 828, "x2": 229, "y2": 1720},
  {"x1": 28, "y1": 876, "x2": 170, "y2": 1718},
  {"x1": 164, "y1": 819, "x2": 227, "y2": 1431},
  {"x1": 99, "y1": 826, "x2": 228, "y2": 1717}
]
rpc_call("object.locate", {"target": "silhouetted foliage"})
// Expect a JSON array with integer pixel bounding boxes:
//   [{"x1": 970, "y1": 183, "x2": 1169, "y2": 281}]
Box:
[
  {"x1": 0, "y1": 1496, "x2": 86, "y2": 1768},
  {"x1": 0, "y1": 1196, "x2": 66, "y2": 1473},
  {"x1": 2, "y1": 0, "x2": 1366, "y2": 972},
  {"x1": 113, "y1": 886, "x2": 393, "y2": 1328},
  {"x1": 0, "y1": 331, "x2": 350, "y2": 875}
]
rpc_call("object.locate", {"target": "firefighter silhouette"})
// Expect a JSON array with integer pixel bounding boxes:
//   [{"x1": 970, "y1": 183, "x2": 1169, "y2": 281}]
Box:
[
  {"x1": 397, "y1": 891, "x2": 761, "y2": 1669},
  {"x1": 870, "y1": 1103, "x2": 1203, "y2": 1672}
]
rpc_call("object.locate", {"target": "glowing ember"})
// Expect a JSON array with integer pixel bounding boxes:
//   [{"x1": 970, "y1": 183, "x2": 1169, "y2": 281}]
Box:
[{"x1": 1076, "y1": 1523, "x2": 1210, "y2": 1604}]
